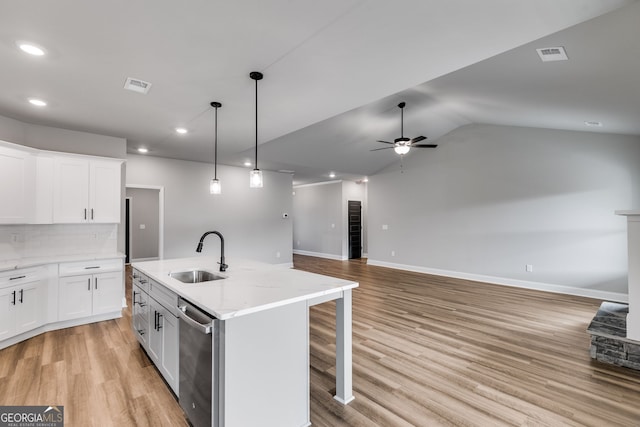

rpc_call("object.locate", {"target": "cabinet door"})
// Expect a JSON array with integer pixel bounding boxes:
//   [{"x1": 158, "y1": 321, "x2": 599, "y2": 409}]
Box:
[
  {"x1": 89, "y1": 160, "x2": 121, "y2": 223},
  {"x1": 58, "y1": 275, "x2": 93, "y2": 321},
  {"x1": 14, "y1": 281, "x2": 43, "y2": 335},
  {"x1": 147, "y1": 299, "x2": 162, "y2": 365},
  {"x1": 0, "y1": 287, "x2": 16, "y2": 340},
  {"x1": 0, "y1": 146, "x2": 34, "y2": 224},
  {"x1": 160, "y1": 308, "x2": 179, "y2": 394},
  {"x1": 53, "y1": 156, "x2": 89, "y2": 223},
  {"x1": 92, "y1": 271, "x2": 122, "y2": 315}
]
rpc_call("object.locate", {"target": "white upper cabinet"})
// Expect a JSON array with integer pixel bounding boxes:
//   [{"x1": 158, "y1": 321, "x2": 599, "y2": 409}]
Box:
[
  {"x1": 0, "y1": 144, "x2": 35, "y2": 223},
  {"x1": 53, "y1": 156, "x2": 122, "y2": 223}
]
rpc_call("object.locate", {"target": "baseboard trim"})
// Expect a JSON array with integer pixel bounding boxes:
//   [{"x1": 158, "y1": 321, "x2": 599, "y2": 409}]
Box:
[
  {"x1": 293, "y1": 250, "x2": 347, "y2": 261},
  {"x1": 366, "y1": 259, "x2": 628, "y2": 303}
]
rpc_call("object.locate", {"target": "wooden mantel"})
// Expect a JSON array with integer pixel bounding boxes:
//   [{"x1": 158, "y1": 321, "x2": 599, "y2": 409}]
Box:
[{"x1": 616, "y1": 210, "x2": 640, "y2": 341}]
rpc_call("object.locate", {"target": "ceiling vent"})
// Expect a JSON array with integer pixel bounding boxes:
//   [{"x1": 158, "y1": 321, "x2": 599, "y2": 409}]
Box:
[
  {"x1": 124, "y1": 77, "x2": 152, "y2": 94},
  {"x1": 536, "y1": 46, "x2": 568, "y2": 62}
]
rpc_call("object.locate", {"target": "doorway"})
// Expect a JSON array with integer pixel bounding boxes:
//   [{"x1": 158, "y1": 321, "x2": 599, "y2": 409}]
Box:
[
  {"x1": 348, "y1": 200, "x2": 362, "y2": 259},
  {"x1": 125, "y1": 185, "x2": 164, "y2": 262}
]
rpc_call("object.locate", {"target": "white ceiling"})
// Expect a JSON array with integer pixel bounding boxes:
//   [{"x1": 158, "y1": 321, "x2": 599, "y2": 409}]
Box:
[{"x1": 0, "y1": 0, "x2": 637, "y2": 185}]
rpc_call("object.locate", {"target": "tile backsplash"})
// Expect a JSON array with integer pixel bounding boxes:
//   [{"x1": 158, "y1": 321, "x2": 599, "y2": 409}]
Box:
[{"x1": 0, "y1": 224, "x2": 118, "y2": 261}]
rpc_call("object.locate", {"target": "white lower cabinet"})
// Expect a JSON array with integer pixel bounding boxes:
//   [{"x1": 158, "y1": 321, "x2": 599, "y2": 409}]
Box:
[
  {"x1": 0, "y1": 268, "x2": 45, "y2": 341},
  {"x1": 58, "y1": 259, "x2": 123, "y2": 322},
  {"x1": 132, "y1": 268, "x2": 179, "y2": 395}
]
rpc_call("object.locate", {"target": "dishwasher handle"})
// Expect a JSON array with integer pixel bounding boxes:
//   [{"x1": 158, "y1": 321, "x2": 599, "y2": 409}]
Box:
[{"x1": 178, "y1": 305, "x2": 213, "y2": 334}]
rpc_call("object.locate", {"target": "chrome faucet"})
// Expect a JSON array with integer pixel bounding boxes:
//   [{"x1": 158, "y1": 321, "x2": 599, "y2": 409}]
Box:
[{"x1": 196, "y1": 231, "x2": 228, "y2": 272}]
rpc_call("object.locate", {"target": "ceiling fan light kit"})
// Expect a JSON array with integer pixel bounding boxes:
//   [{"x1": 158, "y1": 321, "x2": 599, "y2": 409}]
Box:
[{"x1": 372, "y1": 101, "x2": 437, "y2": 155}]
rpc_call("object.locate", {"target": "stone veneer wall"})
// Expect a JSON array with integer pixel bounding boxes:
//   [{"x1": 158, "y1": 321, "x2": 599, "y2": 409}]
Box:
[{"x1": 587, "y1": 302, "x2": 640, "y2": 370}]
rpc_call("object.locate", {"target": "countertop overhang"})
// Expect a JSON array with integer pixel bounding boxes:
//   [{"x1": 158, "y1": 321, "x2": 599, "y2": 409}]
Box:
[{"x1": 132, "y1": 256, "x2": 359, "y2": 320}]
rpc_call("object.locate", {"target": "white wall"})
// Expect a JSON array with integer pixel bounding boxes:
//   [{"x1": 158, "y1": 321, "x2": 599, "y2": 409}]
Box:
[
  {"x1": 292, "y1": 180, "x2": 366, "y2": 260},
  {"x1": 125, "y1": 154, "x2": 293, "y2": 264},
  {"x1": 368, "y1": 124, "x2": 640, "y2": 300},
  {"x1": 292, "y1": 182, "x2": 343, "y2": 259}
]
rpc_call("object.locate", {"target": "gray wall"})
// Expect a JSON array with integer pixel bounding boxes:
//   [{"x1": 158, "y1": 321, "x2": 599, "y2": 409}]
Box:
[
  {"x1": 292, "y1": 182, "x2": 343, "y2": 258},
  {"x1": 126, "y1": 187, "x2": 160, "y2": 260},
  {"x1": 126, "y1": 154, "x2": 293, "y2": 264},
  {"x1": 368, "y1": 124, "x2": 640, "y2": 299}
]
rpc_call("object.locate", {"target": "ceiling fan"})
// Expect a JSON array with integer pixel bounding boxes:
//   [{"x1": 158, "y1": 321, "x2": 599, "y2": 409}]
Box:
[{"x1": 371, "y1": 102, "x2": 437, "y2": 155}]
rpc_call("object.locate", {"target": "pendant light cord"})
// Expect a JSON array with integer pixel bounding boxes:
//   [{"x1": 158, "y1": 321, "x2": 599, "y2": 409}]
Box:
[
  {"x1": 214, "y1": 105, "x2": 218, "y2": 179},
  {"x1": 254, "y1": 76, "x2": 258, "y2": 170}
]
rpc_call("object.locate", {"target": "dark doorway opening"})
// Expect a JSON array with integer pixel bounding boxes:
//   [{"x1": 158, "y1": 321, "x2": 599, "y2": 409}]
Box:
[{"x1": 348, "y1": 200, "x2": 362, "y2": 259}]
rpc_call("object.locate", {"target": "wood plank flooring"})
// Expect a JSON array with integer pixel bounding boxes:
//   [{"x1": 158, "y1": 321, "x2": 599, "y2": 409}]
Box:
[{"x1": 1, "y1": 255, "x2": 640, "y2": 426}]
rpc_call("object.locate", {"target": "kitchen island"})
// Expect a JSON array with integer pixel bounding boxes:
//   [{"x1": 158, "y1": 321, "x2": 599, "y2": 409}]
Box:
[{"x1": 131, "y1": 256, "x2": 358, "y2": 427}]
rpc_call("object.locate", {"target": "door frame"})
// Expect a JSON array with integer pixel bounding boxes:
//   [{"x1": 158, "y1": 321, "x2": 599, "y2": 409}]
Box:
[{"x1": 126, "y1": 184, "x2": 165, "y2": 260}]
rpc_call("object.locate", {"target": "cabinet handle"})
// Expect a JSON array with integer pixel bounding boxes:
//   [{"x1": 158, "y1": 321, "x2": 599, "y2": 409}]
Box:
[
  {"x1": 91, "y1": 208, "x2": 94, "y2": 220},
  {"x1": 133, "y1": 291, "x2": 138, "y2": 305},
  {"x1": 11, "y1": 290, "x2": 16, "y2": 305},
  {"x1": 157, "y1": 313, "x2": 163, "y2": 330},
  {"x1": 10, "y1": 275, "x2": 26, "y2": 281},
  {"x1": 19, "y1": 289, "x2": 23, "y2": 304},
  {"x1": 95, "y1": 277, "x2": 98, "y2": 290},
  {"x1": 137, "y1": 329, "x2": 145, "y2": 336},
  {"x1": 84, "y1": 208, "x2": 87, "y2": 220},
  {"x1": 88, "y1": 278, "x2": 91, "y2": 291},
  {"x1": 154, "y1": 311, "x2": 158, "y2": 330},
  {"x1": 84, "y1": 266, "x2": 100, "y2": 270}
]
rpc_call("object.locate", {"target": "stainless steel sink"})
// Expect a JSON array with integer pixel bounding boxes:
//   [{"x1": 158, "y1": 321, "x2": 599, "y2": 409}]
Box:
[{"x1": 169, "y1": 270, "x2": 225, "y2": 283}]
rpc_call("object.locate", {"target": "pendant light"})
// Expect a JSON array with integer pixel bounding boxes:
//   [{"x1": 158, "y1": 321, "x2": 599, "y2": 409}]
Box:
[
  {"x1": 210, "y1": 101, "x2": 222, "y2": 194},
  {"x1": 249, "y1": 71, "x2": 264, "y2": 188}
]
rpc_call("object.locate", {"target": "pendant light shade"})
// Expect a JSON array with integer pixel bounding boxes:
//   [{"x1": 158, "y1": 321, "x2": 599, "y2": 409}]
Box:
[
  {"x1": 210, "y1": 101, "x2": 222, "y2": 194},
  {"x1": 249, "y1": 71, "x2": 264, "y2": 188}
]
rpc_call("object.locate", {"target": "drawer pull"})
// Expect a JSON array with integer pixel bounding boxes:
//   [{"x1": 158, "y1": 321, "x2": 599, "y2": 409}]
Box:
[
  {"x1": 84, "y1": 266, "x2": 100, "y2": 270},
  {"x1": 10, "y1": 275, "x2": 26, "y2": 281}
]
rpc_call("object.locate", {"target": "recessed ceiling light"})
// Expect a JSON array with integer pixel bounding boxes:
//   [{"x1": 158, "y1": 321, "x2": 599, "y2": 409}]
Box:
[
  {"x1": 28, "y1": 98, "x2": 47, "y2": 107},
  {"x1": 138, "y1": 147, "x2": 149, "y2": 153},
  {"x1": 18, "y1": 43, "x2": 45, "y2": 56},
  {"x1": 584, "y1": 121, "x2": 603, "y2": 127},
  {"x1": 244, "y1": 161, "x2": 252, "y2": 167},
  {"x1": 362, "y1": 177, "x2": 369, "y2": 183},
  {"x1": 175, "y1": 127, "x2": 188, "y2": 134},
  {"x1": 329, "y1": 172, "x2": 336, "y2": 178}
]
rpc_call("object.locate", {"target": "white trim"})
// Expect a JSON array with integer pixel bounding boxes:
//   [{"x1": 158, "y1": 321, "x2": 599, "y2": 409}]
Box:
[
  {"x1": 126, "y1": 196, "x2": 133, "y2": 264},
  {"x1": 293, "y1": 249, "x2": 347, "y2": 261},
  {"x1": 367, "y1": 259, "x2": 628, "y2": 303},
  {"x1": 126, "y1": 184, "x2": 165, "y2": 260},
  {"x1": 294, "y1": 180, "x2": 342, "y2": 189}
]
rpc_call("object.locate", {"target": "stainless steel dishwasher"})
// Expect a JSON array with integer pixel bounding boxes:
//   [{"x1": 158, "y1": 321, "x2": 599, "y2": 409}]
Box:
[{"x1": 177, "y1": 297, "x2": 218, "y2": 427}]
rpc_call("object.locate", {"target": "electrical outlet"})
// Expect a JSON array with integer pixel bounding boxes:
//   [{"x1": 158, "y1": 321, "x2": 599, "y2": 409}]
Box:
[
  {"x1": 10, "y1": 233, "x2": 19, "y2": 243},
  {"x1": 526, "y1": 264, "x2": 533, "y2": 272},
  {"x1": 382, "y1": 224, "x2": 388, "y2": 230},
  {"x1": 391, "y1": 250, "x2": 395, "y2": 257},
  {"x1": 276, "y1": 251, "x2": 281, "y2": 258}
]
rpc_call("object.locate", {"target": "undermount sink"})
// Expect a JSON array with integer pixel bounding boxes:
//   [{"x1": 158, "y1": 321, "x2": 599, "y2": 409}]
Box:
[{"x1": 169, "y1": 270, "x2": 225, "y2": 283}]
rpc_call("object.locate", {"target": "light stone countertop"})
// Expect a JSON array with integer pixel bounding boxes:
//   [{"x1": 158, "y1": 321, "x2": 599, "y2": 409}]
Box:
[
  {"x1": 132, "y1": 256, "x2": 358, "y2": 320},
  {"x1": 0, "y1": 252, "x2": 125, "y2": 273}
]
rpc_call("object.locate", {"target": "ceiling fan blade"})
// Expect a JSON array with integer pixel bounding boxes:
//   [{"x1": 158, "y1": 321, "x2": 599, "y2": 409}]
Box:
[
  {"x1": 376, "y1": 140, "x2": 394, "y2": 144},
  {"x1": 411, "y1": 136, "x2": 427, "y2": 143},
  {"x1": 413, "y1": 144, "x2": 438, "y2": 148},
  {"x1": 370, "y1": 146, "x2": 394, "y2": 151}
]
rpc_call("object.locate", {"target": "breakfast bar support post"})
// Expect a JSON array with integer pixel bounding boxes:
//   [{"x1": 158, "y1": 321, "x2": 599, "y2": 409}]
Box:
[{"x1": 334, "y1": 289, "x2": 355, "y2": 404}]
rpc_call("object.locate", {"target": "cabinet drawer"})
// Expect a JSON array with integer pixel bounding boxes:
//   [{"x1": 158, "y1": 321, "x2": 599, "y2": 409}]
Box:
[
  {"x1": 0, "y1": 267, "x2": 45, "y2": 289},
  {"x1": 131, "y1": 268, "x2": 150, "y2": 293},
  {"x1": 59, "y1": 258, "x2": 123, "y2": 277},
  {"x1": 149, "y1": 279, "x2": 178, "y2": 315}
]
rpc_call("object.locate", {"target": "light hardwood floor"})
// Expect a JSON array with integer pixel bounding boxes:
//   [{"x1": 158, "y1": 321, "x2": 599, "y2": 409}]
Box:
[{"x1": 1, "y1": 255, "x2": 640, "y2": 426}]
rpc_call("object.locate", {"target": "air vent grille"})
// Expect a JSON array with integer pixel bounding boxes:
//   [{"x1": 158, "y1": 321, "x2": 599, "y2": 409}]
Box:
[
  {"x1": 536, "y1": 46, "x2": 568, "y2": 62},
  {"x1": 124, "y1": 77, "x2": 152, "y2": 94}
]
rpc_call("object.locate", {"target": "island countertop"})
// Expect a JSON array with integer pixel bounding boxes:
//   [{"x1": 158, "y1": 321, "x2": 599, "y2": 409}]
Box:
[{"x1": 131, "y1": 256, "x2": 358, "y2": 320}]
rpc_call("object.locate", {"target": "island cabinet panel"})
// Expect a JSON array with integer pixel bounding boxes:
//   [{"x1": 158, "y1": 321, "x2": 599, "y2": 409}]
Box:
[
  {"x1": 219, "y1": 300, "x2": 309, "y2": 427},
  {"x1": 132, "y1": 283, "x2": 149, "y2": 347}
]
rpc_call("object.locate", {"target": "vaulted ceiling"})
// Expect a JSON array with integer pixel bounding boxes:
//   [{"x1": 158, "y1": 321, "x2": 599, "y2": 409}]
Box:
[{"x1": 1, "y1": 0, "x2": 638, "y2": 184}]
